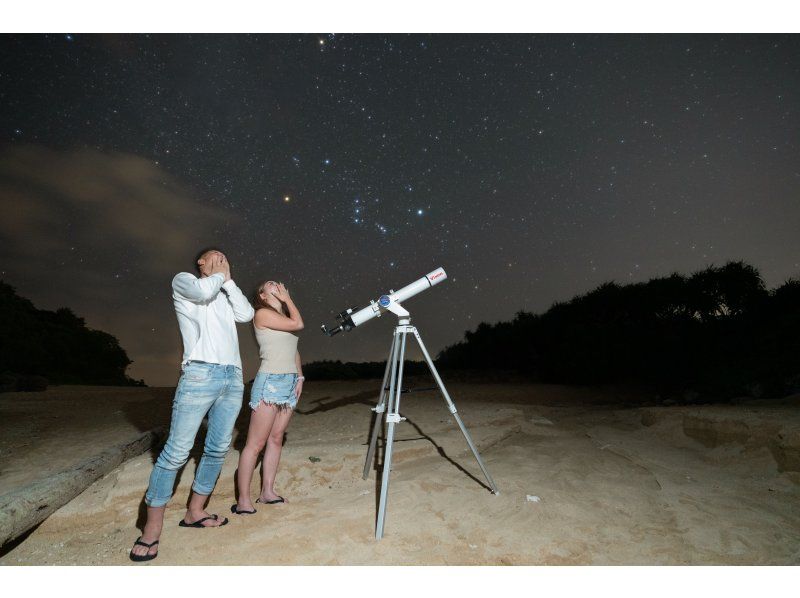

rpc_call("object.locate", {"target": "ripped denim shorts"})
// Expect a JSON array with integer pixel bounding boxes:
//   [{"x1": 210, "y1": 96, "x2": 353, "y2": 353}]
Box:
[{"x1": 249, "y1": 372, "x2": 299, "y2": 411}]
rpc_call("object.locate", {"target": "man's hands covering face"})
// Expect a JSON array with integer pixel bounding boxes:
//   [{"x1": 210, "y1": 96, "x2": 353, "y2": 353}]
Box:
[{"x1": 209, "y1": 252, "x2": 231, "y2": 282}]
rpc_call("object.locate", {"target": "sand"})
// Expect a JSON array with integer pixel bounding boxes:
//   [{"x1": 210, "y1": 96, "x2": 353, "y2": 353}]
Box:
[
  {"x1": 1, "y1": 380, "x2": 799, "y2": 565},
  {"x1": 0, "y1": 386, "x2": 175, "y2": 493}
]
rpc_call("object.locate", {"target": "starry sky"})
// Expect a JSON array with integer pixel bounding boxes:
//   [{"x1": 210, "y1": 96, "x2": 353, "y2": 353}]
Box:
[{"x1": 1, "y1": 33, "x2": 799, "y2": 386}]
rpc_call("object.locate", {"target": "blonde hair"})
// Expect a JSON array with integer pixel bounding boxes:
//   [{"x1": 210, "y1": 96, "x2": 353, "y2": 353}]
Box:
[{"x1": 253, "y1": 280, "x2": 289, "y2": 316}]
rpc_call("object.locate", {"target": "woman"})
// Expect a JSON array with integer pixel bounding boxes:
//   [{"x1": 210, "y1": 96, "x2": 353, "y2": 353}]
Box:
[{"x1": 233, "y1": 280, "x2": 304, "y2": 514}]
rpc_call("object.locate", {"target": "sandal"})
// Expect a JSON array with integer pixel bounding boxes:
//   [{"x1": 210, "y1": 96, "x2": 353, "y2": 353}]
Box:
[
  {"x1": 129, "y1": 536, "x2": 159, "y2": 562},
  {"x1": 230, "y1": 504, "x2": 257, "y2": 515},
  {"x1": 178, "y1": 514, "x2": 229, "y2": 528},
  {"x1": 256, "y1": 496, "x2": 285, "y2": 505}
]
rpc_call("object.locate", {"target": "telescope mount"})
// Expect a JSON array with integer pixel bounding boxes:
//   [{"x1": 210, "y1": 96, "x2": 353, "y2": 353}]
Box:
[{"x1": 362, "y1": 296, "x2": 499, "y2": 539}]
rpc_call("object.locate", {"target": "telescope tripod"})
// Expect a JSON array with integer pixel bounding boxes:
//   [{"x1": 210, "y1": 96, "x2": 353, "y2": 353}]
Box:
[{"x1": 362, "y1": 315, "x2": 499, "y2": 539}]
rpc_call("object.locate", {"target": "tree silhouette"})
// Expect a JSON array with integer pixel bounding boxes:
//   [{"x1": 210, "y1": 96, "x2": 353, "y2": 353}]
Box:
[
  {"x1": 0, "y1": 281, "x2": 144, "y2": 389},
  {"x1": 437, "y1": 262, "x2": 799, "y2": 401}
]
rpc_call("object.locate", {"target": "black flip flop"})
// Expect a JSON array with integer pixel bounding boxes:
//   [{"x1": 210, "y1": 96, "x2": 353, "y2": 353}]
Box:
[
  {"x1": 230, "y1": 504, "x2": 257, "y2": 515},
  {"x1": 178, "y1": 514, "x2": 229, "y2": 528},
  {"x1": 256, "y1": 496, "x2": 285, "y2": 505},
  {"x1": 129, "y1": 536, "x2": 159, "y2": 562}
]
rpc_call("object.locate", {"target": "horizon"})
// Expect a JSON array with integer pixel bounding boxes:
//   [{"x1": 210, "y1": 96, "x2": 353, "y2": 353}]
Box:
[{"x1": 2, "y1": 256, "x2": 794, "y2": 387}]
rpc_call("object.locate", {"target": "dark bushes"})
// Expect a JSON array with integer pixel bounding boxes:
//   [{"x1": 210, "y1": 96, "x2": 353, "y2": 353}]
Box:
[
  {"x1": 436, "y1": 262, "x2": 799, "y2": 400},
  {"x1": 304, "y1": 359, "x2": 428, "y2": 381},
  {"x1": 0, "y1": 281, "x2": 144, "y2": 389}
]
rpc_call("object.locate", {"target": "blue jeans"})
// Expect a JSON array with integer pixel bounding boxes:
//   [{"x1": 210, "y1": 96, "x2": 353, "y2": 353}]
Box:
[{"x1": 145, "y1": 362, "x2": 243, "y2": 507}]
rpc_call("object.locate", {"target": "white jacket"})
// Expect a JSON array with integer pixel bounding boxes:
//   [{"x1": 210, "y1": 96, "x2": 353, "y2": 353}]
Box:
[{"x1": 172, "y1": 272, "x2": 255, "y2": 368}]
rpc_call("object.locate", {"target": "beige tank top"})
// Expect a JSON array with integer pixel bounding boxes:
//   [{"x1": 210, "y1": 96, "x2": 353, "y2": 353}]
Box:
[{"x1": 254, "y1": 326, "x2": 299, "y2": 373}]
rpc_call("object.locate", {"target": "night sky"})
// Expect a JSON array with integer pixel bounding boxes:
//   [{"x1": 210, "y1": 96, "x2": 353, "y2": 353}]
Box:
[{"x1": 1, "y1": 34, "x2": 798, "y2": 386}]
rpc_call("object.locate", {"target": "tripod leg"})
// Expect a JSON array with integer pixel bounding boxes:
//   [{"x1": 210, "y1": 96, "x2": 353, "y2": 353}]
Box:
[
  {"x1": 375, "y1": 326, "x2": 408, "y2": 539},
  {"x1": 412, "y1": 328, "x2": 499, "y2": 494},
  {"x1": 363, "y1": 330, "x2": 399, "y2": 479}
]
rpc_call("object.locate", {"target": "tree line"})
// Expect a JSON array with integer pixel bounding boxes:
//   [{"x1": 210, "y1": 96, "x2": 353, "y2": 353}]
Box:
[
  {"x1": 0, "y1": 281, "x2": 144, "y2": 390},
  {"x1": 303, "y1": 359, "x2": 429, "y2": 381},
  {"x1": 436, "y1": 262, "x2": 799, "y2": 400}
]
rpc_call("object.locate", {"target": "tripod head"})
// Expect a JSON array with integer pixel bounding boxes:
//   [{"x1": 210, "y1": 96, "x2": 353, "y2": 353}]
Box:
[{"x1": 321, "y1": 267, "x2": 447, "y2": 336}]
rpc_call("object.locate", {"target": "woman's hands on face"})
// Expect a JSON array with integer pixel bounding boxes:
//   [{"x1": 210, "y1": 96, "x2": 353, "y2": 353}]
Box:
[{"x1": 272, "y1": 282, "x2": 291, "y2": 301}]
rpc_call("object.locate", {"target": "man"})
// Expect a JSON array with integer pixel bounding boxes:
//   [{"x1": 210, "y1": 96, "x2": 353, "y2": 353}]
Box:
[{"x1": 130, "y1": 248, "x2": 254, "y2": 562}]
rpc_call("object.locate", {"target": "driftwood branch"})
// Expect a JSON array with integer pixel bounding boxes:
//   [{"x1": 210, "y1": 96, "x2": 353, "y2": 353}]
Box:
[{"x1": 0, "y1": 427, "x2": 164, "y2": 547}]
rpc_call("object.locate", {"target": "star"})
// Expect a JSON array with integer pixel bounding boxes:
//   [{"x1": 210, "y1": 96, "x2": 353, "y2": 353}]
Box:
[{"x1": 2, "y1": 33, "x2": 797, "y2": 387}]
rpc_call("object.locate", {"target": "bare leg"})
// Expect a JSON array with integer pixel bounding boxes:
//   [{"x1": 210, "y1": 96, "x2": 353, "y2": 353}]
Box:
[
  {"x1": 130, "y1": 506, "x2": 165, "y2": 558},
  {"x1": 236, "y1": 403, "x2": 278, "y2": 511},
  {"x1": 183, "y1": 491, "x2": 227, "y2": 526},
  {"x1": 260, "y1": 407, "x2": 294, "y2": 502}
]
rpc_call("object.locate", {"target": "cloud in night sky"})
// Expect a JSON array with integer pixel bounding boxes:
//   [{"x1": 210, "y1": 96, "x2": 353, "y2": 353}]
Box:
[{"x1": 0, "y1": 145, "x2": 238, "y2": 384}]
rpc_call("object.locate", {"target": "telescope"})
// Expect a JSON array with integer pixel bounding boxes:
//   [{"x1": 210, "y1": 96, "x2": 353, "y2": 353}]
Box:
[
  {"x1": 320, "y1": 265, "x2": 498, "y2": 540},
  {"x1": 320, "y1": 267, "x2": 447, "y2": 336}
]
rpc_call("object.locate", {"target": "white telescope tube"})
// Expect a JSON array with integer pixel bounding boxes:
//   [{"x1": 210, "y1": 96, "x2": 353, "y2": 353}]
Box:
[
  {"x1": 350, "y1": 267, "x2": 446, "y2": 326},
  {"x1": 393, "y1": 266, "x2": 447, "y2": 303},
  {"x1": 321, "y1": 267, "x2": 447, "y2": 335}
]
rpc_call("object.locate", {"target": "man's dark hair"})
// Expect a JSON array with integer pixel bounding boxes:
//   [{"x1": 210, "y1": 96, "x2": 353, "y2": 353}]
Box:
[{"x1": 194, "y1": 247, "x2": 224, "y2": 274}]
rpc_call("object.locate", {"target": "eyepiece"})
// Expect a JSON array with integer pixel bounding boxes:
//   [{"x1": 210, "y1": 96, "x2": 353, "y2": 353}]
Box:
[{"x1": 321, "y1": 323, "x2": 343, "y2": 337}]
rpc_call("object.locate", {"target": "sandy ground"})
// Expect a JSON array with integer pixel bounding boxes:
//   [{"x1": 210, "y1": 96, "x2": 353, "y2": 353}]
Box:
[
  {"x1": 0, "y1": 386, "x2": 175, "y2": 493},
  {"x1": 1, "y1": 380, "x2": 799, "y2": 565}
]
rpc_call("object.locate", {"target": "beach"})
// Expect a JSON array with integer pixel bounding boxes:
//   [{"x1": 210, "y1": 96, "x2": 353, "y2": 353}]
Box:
[{"x1": 1, "y1": 380, "x2": 799, "y2": 565}]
